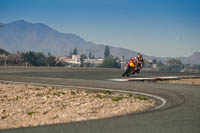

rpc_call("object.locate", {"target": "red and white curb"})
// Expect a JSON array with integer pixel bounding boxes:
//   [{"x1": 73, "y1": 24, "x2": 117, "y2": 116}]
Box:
[
  {"x1": 109, "y1": 76, "x2": 200, "y2": 82},
  {"x1": 109, "y1": 77, "x2": 178, "y2": 82}
]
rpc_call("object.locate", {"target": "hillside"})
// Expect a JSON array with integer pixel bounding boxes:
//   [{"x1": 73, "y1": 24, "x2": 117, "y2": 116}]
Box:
[
  {"x1": 187, "y1": 52, "x2": 200, "y2": 65},
  {"x1": 0, "y1": 20, "x2": 199, "y2": 64},
  {"x1": 0, "y1": 48, "x2": 9, "y2": 55},
  {"x1": 0, "y1": 20, "x2": 138, "y2": 58}
]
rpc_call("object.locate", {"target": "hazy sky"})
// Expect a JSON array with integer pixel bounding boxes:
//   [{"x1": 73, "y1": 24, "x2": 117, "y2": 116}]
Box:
[{"x1": 0, "y1": 0, "x2": 200, "y2": 57}]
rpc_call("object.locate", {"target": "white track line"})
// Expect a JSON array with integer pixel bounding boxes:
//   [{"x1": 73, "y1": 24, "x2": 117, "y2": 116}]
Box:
[
  {"x1": 154, "y1": 76, "x2": 179, "y2": 80},
  {"x1": 0, "y1": 79, "x2": 167, "y2": 111},
  {"x1": 108, "y1": 79, "x2": 129, "y2": 82},
  {"x1": 109, "y1": 76, "x2": 200, "y2": 82}
]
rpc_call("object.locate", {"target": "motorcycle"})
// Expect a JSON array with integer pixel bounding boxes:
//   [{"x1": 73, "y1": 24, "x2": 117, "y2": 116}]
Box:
[{"x1": 122, "y1": 59, "x2": 143, "y2": 77}]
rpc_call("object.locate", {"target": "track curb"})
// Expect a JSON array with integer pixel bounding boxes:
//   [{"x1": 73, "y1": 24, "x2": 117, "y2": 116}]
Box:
[{"x1": 109, "y1": 76, "x2": 200, "y2": 82}]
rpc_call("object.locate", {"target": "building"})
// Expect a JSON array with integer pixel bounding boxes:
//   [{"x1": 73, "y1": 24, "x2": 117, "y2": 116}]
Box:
[
  {"x1": 84, "y1": 59, "x2": 103, "y2": 64},
  {"x1": 56, "y1": 55, "x2": 103, "y2": 66},
  {"x1": 56, "y1": 55, "x2": 81, "y2": 66},
  {"x1": 56, "y1": 56, "x2": 80, "y2": 65}
]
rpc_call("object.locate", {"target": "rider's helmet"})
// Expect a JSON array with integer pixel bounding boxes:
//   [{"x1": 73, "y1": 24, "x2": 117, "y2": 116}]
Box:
[
  {"x1": 137, "y1": 53, "x2": 142, "y2": 58},
  {"x1": 137, "y1": 53, "x2": 143, "y2": 60}
]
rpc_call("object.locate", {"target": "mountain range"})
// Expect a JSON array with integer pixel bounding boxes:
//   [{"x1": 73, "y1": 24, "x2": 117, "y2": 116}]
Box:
[
  {"x1": 178, "y1": 52, "x2": 200, "y2": 65},
  {"x1": 0, "y1": 20, "x2": 199, "y2": 64}
]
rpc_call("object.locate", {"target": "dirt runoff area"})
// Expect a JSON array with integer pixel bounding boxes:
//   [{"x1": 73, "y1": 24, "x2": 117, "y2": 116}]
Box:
[
  {"x1": 160, "y1": 78, "x2": 200, "y2": 85},
  {"x1": 0, "y1": 82, "x2": 155, "y2": 129}
]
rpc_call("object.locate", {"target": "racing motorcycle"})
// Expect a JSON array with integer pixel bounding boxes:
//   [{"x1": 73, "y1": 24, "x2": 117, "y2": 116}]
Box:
[{"x1": 122, "y1": 59, "x2": 143, "y2": 77}]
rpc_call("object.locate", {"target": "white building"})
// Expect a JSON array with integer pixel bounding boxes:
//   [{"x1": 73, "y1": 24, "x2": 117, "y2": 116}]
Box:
[
  {"x1": 56, "y1": 55, "x2": 81, "y2": 65},
  {"x1": 84, "y1": 59, "x2": 103, "y2": 64},
  {"x1": 56, "y1": 55, "x2": 104, "y2": 66},
  {"x1": 72, "y1": 55, "x2": 81, "y2": 64}
]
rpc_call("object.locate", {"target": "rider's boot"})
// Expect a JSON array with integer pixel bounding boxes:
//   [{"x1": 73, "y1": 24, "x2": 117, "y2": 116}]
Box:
[{"x1": 135, "y1": 69, "x2": 140, "y2": 73}]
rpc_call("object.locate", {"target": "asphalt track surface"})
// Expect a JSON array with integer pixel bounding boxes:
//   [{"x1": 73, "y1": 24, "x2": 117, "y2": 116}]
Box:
[{"x1": 0, "y1": 67, "x2": 200, "y2": 133}]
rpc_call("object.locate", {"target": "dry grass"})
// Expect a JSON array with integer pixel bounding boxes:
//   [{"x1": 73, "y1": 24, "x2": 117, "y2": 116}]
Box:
[{"x1": 0, "y1": 83, "x2": 155, "y2": 129}]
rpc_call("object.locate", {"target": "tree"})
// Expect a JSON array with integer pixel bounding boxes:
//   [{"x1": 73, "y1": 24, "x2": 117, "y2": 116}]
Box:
[
  {"x1": 46, "y1": 52, "x2": 56, "y2": 66},
  {"x1": 89, "y1": 52, "x2": 92, "y2": 59},
  {"x1": 69, "y1": 49, "x2": 72, "y2": 58},
  {"x1": 47, "y1": 52, "x2": 51, "y2": 57},
  {"x1": 33, "y1": 52, "x2": 47, "y2": 66},
  {"x1": 157, "y1": 61, "x2": 164, "y2": 67},
  {"x1": 22, "y1": 51, "x2": 35, "y2": 64},
  {"x1": 80, "y1": 54, "x2": 87, "y2": 67},
  {"x1": 164, "y1": 58, "x2": 184, "y2": 72},
  {"x1": 72, "y1": 47, "x2": 78, "y2": 55},
  {"x1": 22, "y1": 51, "x2": 47, "y2": 66},
  {"x1": 91, "y1": 55, "x2": 95, "y2": 59},
  {"x1": 152, "y1": 59, "x2": 157, "y2": 64},
  {"x1": 167, "y1": 58, "x2": 182, "y2": 66},
  {"x1": 100, "y1": 57, "x2": 120, "y2": 68},
  {"x1": 81, "y1": 54, "x2": 87, "y2": 59},
  {"x1": 104, "y1": 45, "x2": 110, "y2": 59},
  {"x1": 157, "y1": 61, "x2": 165, "y2": 71}
]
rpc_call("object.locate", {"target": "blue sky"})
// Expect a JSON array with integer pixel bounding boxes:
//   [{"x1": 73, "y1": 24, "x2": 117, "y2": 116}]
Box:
[{"x1": 0, "y1": 0, "x2": 200, "y2": 57}]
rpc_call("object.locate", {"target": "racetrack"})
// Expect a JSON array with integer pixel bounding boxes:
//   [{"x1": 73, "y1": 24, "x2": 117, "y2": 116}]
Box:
[{"x1": 0, "y1": 67, "x2": 200, "y2": 133}]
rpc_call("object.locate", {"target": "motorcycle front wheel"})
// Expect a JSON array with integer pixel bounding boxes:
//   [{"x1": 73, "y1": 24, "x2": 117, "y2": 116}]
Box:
[{"x1": 122, "y1": 66, "x2": 131, "y2": 77}]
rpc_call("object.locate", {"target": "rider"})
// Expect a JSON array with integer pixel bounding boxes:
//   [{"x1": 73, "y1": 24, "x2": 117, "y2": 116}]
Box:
[
  {"x1": 135, "y1": 53, "x2": 144, "y2": 73},
  {"x1": 122, "y1": 53, "x2": 144, "y2": 77}
]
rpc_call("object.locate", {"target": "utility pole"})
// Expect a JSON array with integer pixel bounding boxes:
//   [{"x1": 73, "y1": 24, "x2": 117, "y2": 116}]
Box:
[
  {"x1": 121, "y1": 56, "x2": 125, "y2": 70},
  {"x1": 4, "y1": 56, "x2": 7, "y2": 68},
  {"x1": 26, "y1": 61, "x2": 28, "y2": 68}
]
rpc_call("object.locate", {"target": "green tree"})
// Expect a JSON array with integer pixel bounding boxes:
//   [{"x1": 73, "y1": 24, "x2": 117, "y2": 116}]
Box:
[
  {"x1": 72, "y1": 47, "x2": 78, "y2": 55},
  {"x1": 80, "y1": 55, "x2": 84, "y2": 67},
  {"x1": 81, "y1": 54, "x2": 87, "y2": 59},
  {"x1": 89, "y1": 52, "x2": 92, "y2": 59},
  {"x1": 91, "y1": 55, "x2": 95, "y2": 59},
  {"x1": 33, "y1": 52, "x2": 47, "y2": 66},
  {"x1": 167, "y1": 58, "x2": 182, "y2": 66},
  {"x1": 80, "y1": 54, "x2": 87, "y2": 67},
  {"x1": 46, "y1": 52, "x2": 56, "y2": 66},
  {"x1": 164, "y1": 58, "x2": 184, "y2": 72},
  {"x1": 152, "y1": 59, "x2": 157, "y2": 64},
  {"x1": 157, "y1": 61, "x2": 164, "y2": 68},
  {"x1": 100, "y1": 57, "x2": 120, "y2": 68},
  {"x1": 22, "y1": 51, "x2": 35, "y2": 64},
  {"x1": 157, "y1": 61, "x2": 165, "y2": 71},
  {"x1": 47, "y1": 52, "x2": 51, "y2": 57},
  {"x1": 104, "y1": 45, "x2": 110, "y2": 59},
  {"x1": 22, "y1": 51, "x2": 47, "y2": 66},
  {"x1": 69, "y1": 49, "x2": 72, "y2": 58}
]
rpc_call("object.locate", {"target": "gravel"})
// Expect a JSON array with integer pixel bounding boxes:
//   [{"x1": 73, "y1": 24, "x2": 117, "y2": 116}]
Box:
[{"x1": 0, "y1": 82, "x2": 155, "y2": 129}]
